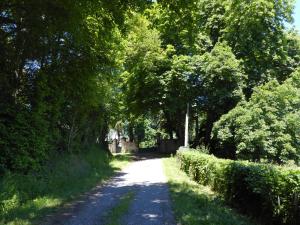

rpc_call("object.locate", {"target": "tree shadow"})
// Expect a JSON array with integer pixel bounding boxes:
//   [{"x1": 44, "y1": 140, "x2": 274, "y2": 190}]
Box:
[
  {"x1": 1, "y1": 153, "x2": 129, "y2": 225},
  {"x1": 41, "y1": 171, "x2": 175, "y2": 225},
  {"x1": 168, "y1": 180, "x2": 255, "y2": 225}
]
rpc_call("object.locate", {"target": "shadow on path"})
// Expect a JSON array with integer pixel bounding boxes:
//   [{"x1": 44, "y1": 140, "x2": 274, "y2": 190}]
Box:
[{"x1": 43, "y1": 155, "x2": 175, "y2": 225}]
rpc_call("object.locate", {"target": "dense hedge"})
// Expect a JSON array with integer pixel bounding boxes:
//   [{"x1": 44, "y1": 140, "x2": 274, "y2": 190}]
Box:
[{"x1": 177, "y1": 149, "x2": 300, "y2": 225}]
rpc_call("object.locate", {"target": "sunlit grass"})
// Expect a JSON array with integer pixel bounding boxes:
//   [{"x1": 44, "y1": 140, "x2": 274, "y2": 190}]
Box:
[
  {"x1": 5, "y1": 197, "x2": 62, "y2": 225},
  {"x1": 104, "y1": 191, "x2": 135, "y2": 225},
  {"x1": 163, "y1": 157, "x2": 255, "y2": 225},
  {"x1": 110, "y1": 153, "x2": 132, "y2": 169}
]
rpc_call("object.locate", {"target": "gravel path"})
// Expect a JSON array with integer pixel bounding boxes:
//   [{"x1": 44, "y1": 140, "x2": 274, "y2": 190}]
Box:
[{"x1": 44, "y1": 156, "x2": 176, "y2": 225}]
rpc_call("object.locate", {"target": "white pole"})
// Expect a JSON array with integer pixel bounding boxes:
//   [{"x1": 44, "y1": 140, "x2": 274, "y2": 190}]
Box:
[{"x1": 184, "y1": 103, "x2": 189, "y2": 147}]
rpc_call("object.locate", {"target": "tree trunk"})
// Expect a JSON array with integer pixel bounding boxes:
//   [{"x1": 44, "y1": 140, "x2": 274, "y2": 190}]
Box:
[
  {"x1": 67, "y1": 116, "x2": 76, "y2": 152},
  {"x1": 128, "y1": 123, "x2": 134, "y2": 142},
  {"x1": 204, "y1": 112, "x2": 215, "y2": 147},
  {"x1": 191, "y1": 115, "x2": 201, "y2": 148}
]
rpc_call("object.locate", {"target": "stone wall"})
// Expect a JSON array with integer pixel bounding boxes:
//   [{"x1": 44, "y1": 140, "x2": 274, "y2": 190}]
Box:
[
  {"x1": 108, "y1": 139, "x2": 121, "y2": 153},
  {"x1": 121, "y1": 138, "x2": 139, "y2": 153},
  {"x1": 108, "y1": 139, "x2": 139, "y2": 154}
]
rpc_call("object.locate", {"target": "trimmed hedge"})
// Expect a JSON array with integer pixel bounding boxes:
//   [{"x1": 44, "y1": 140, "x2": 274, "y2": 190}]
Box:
[{"x1": 177, "y1": 150, "x2": 300, "y2": 225}]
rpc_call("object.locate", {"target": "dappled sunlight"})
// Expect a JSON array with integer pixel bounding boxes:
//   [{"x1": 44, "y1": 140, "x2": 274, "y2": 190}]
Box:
[
  {"x1": 42, "y1": 156, "x2": 175, "y2": 225},
  {"x1": 5, "y1": 196, "x2": 62, "y2": 225},
  {"x1": 0, "y1": 148, "x2": 130, "y2": 224},
  {"x1": 1, "y1": 0, "x2": 299, "y2": 224}
]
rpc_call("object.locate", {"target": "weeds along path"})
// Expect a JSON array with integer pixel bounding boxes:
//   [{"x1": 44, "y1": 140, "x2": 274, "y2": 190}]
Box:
[{"x1": 44, "y1": 154, "x2": 175, "y2": 225}]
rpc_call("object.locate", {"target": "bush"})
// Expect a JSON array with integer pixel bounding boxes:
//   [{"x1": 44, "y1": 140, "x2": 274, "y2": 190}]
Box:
[
  {"x1": 177, "y1": 150, "x2": 300, "y2": 225},
  {"x1": 212, "y1": 68, "x2": 300, "y2": 165},
  {"x1": 0, "y1": 146, "x2": 116, "y2": 224}
]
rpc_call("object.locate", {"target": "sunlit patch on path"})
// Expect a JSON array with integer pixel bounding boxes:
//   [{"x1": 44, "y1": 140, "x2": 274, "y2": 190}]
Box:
[{"x1": 44, "y1": 155, "x2": 175, "y2": 225}]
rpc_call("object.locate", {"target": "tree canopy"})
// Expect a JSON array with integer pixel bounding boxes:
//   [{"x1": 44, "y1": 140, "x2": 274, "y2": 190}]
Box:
[
  {"x1": 1, "y1": 0, "x2": 300, "y2": 171},
  {"x1": 213, "y1": 68, "x2": 300, "y2": 164}
]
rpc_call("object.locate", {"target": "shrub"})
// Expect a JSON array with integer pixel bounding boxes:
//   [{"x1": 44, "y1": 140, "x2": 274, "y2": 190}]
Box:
[
  {"x1": 0, "y1": 146, "x2": 114, "y2": 224},
  {"x1": 177, "y1": 149, "x2": 300, "y2": 225},
  {"x1": 212, "y1": 68, "x2": 300, "y2": 165}
]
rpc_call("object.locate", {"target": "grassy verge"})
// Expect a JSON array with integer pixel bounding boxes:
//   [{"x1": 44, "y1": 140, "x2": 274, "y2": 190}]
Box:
[
  {"x1": 177, "y1": 150, "x2": 300, "y2": 224},
  {"x1": 163, "y1": 157, "x2": 255, "y2": 225},
  {"x1": 104, "y1": 191, "x2": 135, "y2": 225},
  {"x1": 0, "y1": 146, "x2": 132, "y2": 225}
]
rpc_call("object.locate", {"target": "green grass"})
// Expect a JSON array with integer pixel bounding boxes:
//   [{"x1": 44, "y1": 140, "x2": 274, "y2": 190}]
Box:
[
  {"x1": 110, "y1": 153, "x2": 133, "y2": 169},
  {"x1": 0, "y1": 146, "x2": 132, "y2": 225},
  {"x1": 104, "y1": 191, "x2": 135, "y2": 225},
  {"x1": 163, "y1": 157, "x2": 255, "y2": 225}
]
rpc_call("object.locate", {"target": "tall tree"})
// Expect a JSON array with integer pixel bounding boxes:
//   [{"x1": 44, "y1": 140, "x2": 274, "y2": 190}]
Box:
[
  {"x1": 0, "y1": 0, "x2": 146, "y2": 171},
  {"x1": 212, "y1": 68, "x2": 300, "y2": 164},
  {"x1": 223, "y1": 0, "x2": 296, "y2": 94}
]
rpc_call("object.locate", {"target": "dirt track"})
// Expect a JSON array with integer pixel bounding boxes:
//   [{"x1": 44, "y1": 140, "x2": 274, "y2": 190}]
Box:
[{"x1": 44, "y1": 155, "x2": 175, "y2": 225}]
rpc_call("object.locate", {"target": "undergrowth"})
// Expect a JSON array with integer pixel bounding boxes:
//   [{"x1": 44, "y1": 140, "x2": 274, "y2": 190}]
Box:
[{"x1": 0, "y1": 145, "x2": 132, "y2": 225}]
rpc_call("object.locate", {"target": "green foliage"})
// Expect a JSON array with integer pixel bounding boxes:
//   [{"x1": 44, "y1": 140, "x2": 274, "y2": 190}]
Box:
[
  {"x1": 0, "y1": 106, "x2": 49, "y2": 172},
  {"x1": 121, "y1": 19, "x2": 246, "y2": 141},
  {"x1": 136, "y1": 117, "x2": 162, "y2": 148},
  {"x1": 213, "y1": 68, "x2": 300, "y2": 164},
  {"x1": 121, "y1": 13, "x2": 171, "y2": 116},
  {"x1": 194, "y1": 42, "x2": 245, "y2": 113},
  {"x1": 177, "y1": 150, "x2": 300, "y2": 225},
  {"x1": 104, "y1": 191, "x2": 135, "y2": 225},
  {"x1": 148, "y1": 0, "x2": 226, "y2": 53},
  {"x1": 224, "y1": 0, "x2": 296, "y2": 88},
  {"x1": 151, "y1": 0, "x2": 299, "y2": 93},
  {"x1": 0, "y1": 146, "x2": 132, "y2": 224},
  {"x1": 1, "y1": 0, "x2": 300, "y2": 176},
  {"x1": 190, "y1": 42, "x2": 245, "y2": 145},
  {"x1": 0, "y1": 0, "x2": 145, "y2": 171}
]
